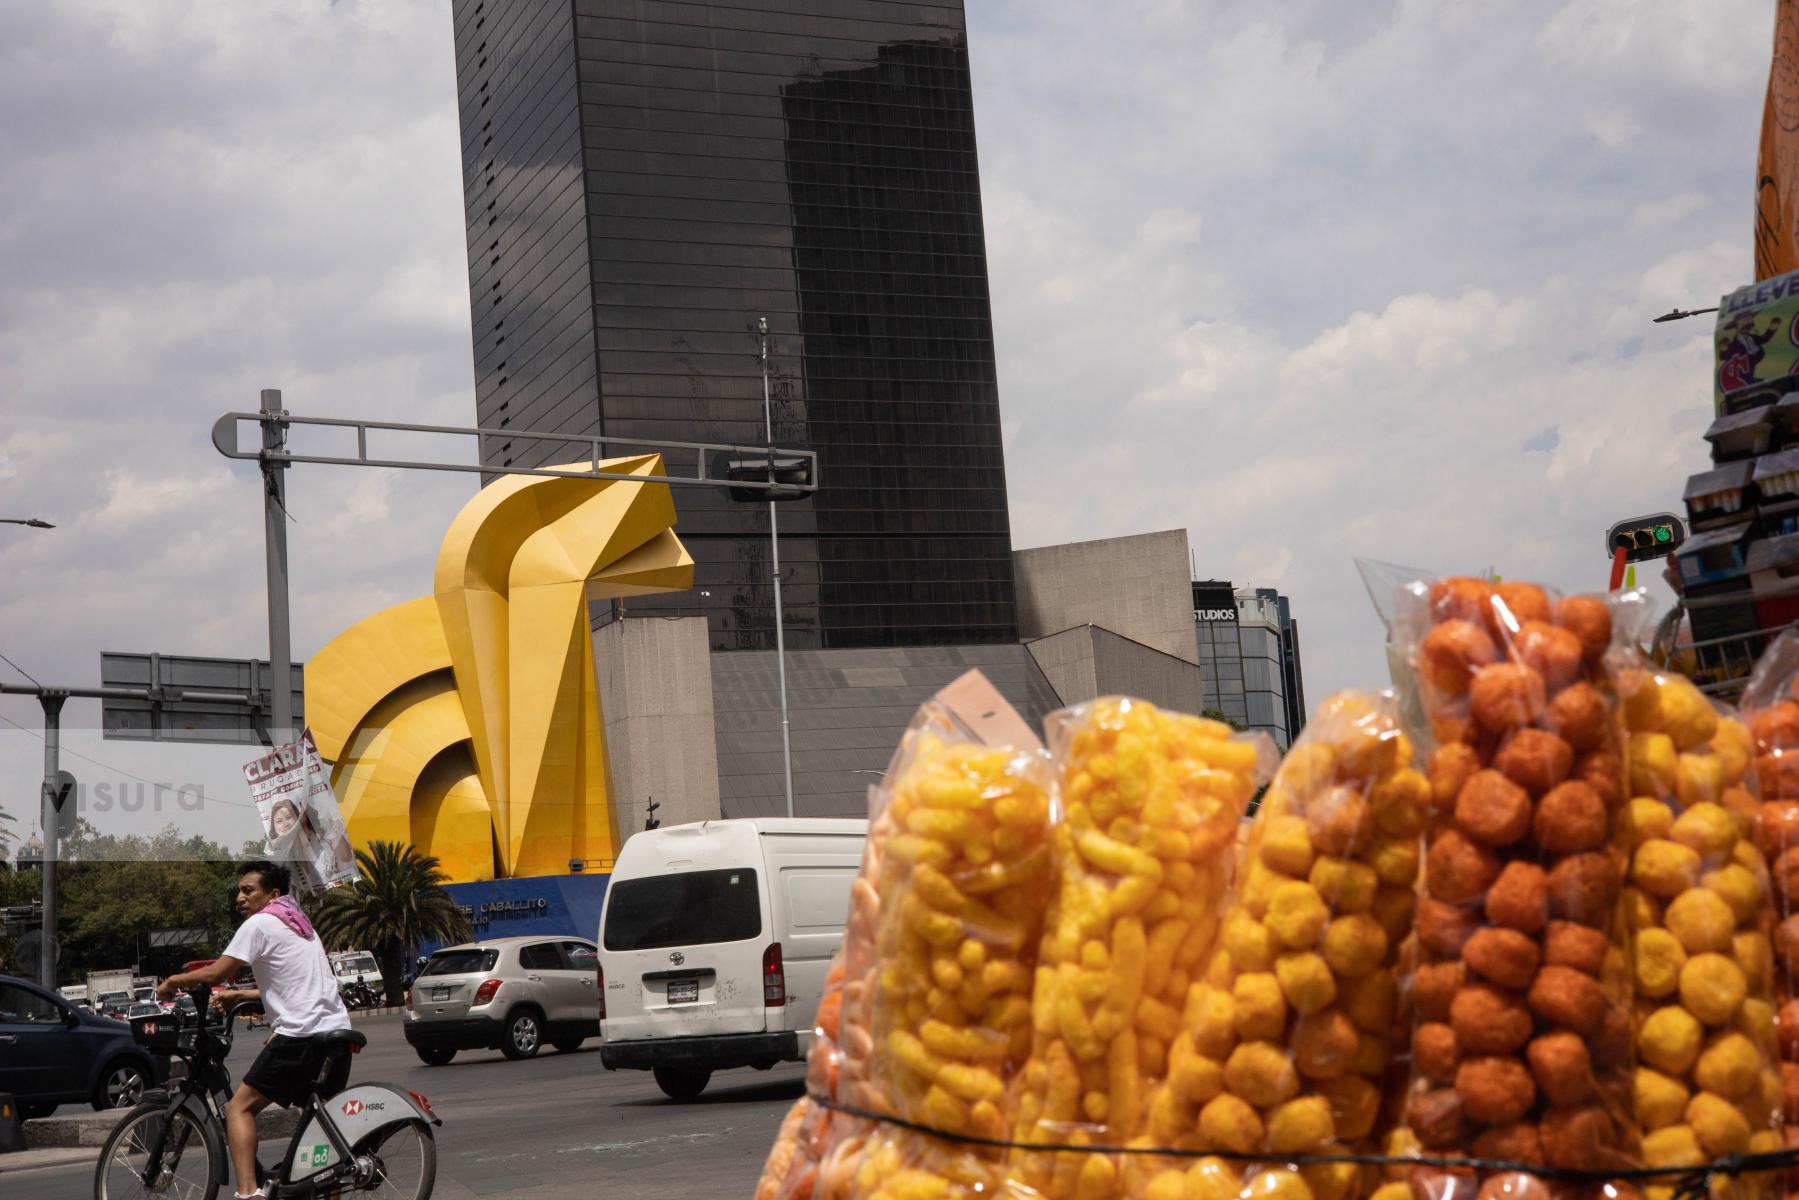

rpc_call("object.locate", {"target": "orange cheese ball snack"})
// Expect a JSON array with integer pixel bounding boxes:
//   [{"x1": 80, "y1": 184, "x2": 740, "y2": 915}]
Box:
[
  {"x1": 1135, "y1": 691, "x2": 1416, "y2": 1200},
  {"x1": 1390, "y1": 578, "x2": 1642, "y2": 1186},
  {"x1": 1008, "y1": 697, "x2": 1270, "y2": 1200}
]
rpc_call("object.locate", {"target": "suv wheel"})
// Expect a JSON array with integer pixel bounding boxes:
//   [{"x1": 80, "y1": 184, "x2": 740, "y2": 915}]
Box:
[
  {"x1": 652, "y1": 1066, "x2": 711, "y2": 1101},
  {"x1": 416, "y1": 1046, "x2": 455, "y2": 1066},
  {"x1": 93, "y1": 1059, "x2": 148, "y2": 1110},
  {"x1": 501, "y1": 1009, "x2": 542, "y2": 1060}
]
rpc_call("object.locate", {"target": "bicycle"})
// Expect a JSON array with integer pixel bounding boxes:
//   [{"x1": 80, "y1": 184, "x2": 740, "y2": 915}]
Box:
[{"x1": 94, "y1": 985, "x2": 441, "y2": 1200}]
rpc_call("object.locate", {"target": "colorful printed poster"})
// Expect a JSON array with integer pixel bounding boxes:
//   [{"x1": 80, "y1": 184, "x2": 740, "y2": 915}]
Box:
[{"x1": 243, "y1": 729, "x2": 358, "y2": 892}]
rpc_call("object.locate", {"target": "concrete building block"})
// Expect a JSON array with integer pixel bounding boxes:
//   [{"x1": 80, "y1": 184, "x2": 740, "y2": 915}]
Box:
[
  {"x1": 1020, "y1": 626, "x2": 1099, "y2": 707},
  {"x1": 1024, "y1": 625, "x2": 1208, "y2": 715},
  {"x1": 595, "y1": 616, "x2": 722, "y2": 841},
  {"x1": 711, "y1": 645, "x2": 1062, "y2": 819},
  {"x1": 1013, "y1": 529, "x2": 1200, "y2": 664}
]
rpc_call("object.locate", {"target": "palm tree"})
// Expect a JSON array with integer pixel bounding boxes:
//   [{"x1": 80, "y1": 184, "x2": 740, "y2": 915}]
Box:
[{"x1": 314, "y1": 841, "x2": 470, "y2": 1006}]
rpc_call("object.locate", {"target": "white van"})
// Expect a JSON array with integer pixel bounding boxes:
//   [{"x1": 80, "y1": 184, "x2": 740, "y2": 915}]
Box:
[{"x1": 597, "y1": 817, "x2": 866, "y2": 1099}]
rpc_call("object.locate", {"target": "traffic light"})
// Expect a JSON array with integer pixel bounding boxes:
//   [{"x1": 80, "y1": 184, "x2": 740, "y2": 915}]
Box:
[
  {"x1": 716, "y1": 450, "x2": 814, "y2": 502},
  {"x1": 1604, "y1": 513, "x2": 1687, "y2": 564}
]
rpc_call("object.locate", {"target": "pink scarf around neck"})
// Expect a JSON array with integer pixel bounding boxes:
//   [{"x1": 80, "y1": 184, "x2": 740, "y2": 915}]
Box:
[{"x1": 263, "y1": 895, "x2": 315, "y2": 940}]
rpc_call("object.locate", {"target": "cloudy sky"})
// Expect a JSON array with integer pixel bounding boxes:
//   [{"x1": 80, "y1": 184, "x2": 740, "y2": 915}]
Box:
[{"x1": 0, "y1": 1, "x2": 1775, "y2": 850}]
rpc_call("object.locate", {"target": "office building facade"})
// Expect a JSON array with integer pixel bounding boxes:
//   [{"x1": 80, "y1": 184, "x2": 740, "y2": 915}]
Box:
[
  {"x1": 452, "y1": 0, "x2": 1018, "y2": 651},
  {"x1": 1193, "y1": 581, "x2": 1307, "y2": 749}
]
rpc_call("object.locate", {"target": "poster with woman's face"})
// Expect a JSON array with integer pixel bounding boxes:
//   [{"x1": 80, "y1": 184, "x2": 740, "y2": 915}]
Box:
[
  {"x1": 266, "y1": 798, "x2": 302, "y2": 849},
  {"x1": 244, "y1": 728, "x2": 360, "y2": 893}
]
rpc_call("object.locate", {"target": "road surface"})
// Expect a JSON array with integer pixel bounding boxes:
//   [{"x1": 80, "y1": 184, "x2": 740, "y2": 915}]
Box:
[{"x1": 16, "y1": 1012, "x2": 805, "y2": 1199}]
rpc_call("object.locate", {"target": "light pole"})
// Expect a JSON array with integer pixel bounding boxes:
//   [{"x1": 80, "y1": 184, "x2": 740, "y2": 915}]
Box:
[
  {"x1": 759, "y1": 317, "x2": 796, "y2": 818},
  {"x1": 0, "y1": 515, "x2": 57, "y2": 983}
]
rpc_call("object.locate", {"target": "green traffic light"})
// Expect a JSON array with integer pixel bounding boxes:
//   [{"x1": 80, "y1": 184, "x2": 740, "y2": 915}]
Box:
[{"x1": 1654, "y1": 525, "x2": 1672, "y2": 543}]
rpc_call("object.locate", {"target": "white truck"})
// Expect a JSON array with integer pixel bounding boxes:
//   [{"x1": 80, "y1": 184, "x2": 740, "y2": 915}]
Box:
[
  {"x1": 329, "y1": 950, "x2": 380, "y2": 982},
  {"x1": 86, "y1": 968, "x2": 135, "y2": 1005}
]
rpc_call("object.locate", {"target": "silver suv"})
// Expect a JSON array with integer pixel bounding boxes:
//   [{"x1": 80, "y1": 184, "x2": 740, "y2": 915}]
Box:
[{"x1": 402, "y1": 936, "x2": 600, "y2": 1066}]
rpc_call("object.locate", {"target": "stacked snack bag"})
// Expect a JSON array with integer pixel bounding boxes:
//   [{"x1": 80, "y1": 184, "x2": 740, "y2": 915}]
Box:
[
  {"x1": 1615, "y1": 664, "x2": 1782, "y2": 1193},
  {"x1": 1392, "y1": 577, "x2": 1643, "y2": 1188},
  {"x1": 844, "y1": 712, "x2": 1058, "y2": 1200},
  {"x1": 1736, "y1": 632, "x2": 1799, "y2": 1169},
  {"x1": 1008, "y1": 697, "x2": 1270, "y2": 1200},
  {"x1": 756, "y1": 840, "x2": 883, "y2": 1199},
  {"x1": 755, "y1": 593, "x2": 1799, "y2": 1200},
  {"x1": 1125, "y1": 691, "x2": 1419, "y2": 1200},
  {"x1": 760, "y1": 672, "x2": 1062, "y2": 1200}
]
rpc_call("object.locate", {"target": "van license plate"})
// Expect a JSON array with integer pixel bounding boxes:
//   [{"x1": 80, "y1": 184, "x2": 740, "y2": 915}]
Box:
[
  {"x1": 431, "y1": 987, "x2": 449, "y2": 1002},
  {"x1": 667, "y1": 980, "x2": 699, "y2": 1004}
]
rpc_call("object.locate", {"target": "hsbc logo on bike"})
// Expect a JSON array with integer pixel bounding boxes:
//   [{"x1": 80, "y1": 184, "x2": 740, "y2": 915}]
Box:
[
  {"x1": 341, "y1": 1098, "x2": 389, "y2": 1116},
  {"x1": 141, "y1": 1023, "x2": 158, "y2": 1036},
  {"x1": 342, "y1": 1099, "x2": 363, "y2": 1116}
]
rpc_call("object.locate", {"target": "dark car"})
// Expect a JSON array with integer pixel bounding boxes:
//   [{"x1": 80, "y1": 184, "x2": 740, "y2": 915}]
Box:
[{"x1": 0, "y1": 974, "x2": 169, "y2": 1119}]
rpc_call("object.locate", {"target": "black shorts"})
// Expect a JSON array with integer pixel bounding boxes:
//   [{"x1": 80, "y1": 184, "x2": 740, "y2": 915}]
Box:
[{"x1": 243, "y1": 1035, "x2": 350, "y2": 1107}]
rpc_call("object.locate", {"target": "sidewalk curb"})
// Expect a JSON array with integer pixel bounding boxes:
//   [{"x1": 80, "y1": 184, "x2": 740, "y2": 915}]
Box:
[
  {"x1": 0, "y1": 1144, "x2": 94, "y2": 1174},
  {"x1": 19, "y1": 1104, "x2": 299, "y2": 1150}
]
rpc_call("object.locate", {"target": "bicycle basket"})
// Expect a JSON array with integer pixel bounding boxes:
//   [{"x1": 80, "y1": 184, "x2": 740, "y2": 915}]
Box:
[{"x1": 130, "y1": 1012, "x2": 190, "y2": 1053}]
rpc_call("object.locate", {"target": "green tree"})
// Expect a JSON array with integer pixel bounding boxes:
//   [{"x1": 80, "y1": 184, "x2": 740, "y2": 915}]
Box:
[
  {"x1": 1201, "y1": 707, "x2": 1249, "y2": 733},
  {"x1": 313, "y1": 842, "x2": 469, "y2": 1005},
  {"x1": 54, "y1": 824, "x2": 240, "y2": 981}
]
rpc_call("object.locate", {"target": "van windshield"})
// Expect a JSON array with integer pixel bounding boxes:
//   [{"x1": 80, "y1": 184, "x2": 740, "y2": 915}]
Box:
[{"x1": 604, "y1": 868, "x2": 762, "y2": 951}]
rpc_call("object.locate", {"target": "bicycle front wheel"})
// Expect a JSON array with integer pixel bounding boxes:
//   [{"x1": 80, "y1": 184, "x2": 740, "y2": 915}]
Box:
[
  {"x1": 353, "y1": 1120, "x2": 437, "y2": 1200},
  {"x1": 94, "y1": 1102, "x2": 224, "y2": 1200}
]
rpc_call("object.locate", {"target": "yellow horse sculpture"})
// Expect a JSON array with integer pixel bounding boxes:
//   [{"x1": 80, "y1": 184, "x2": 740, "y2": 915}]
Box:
[{"x1": 305, "y1": 456, "x2": 693, "y2": 881}]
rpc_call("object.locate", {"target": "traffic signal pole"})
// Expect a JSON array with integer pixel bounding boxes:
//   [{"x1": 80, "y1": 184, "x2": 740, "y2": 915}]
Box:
[
  {"x1": 260, "y1": 389, "x2": 294, "y2": 746},
  {"x1": 1609, "y1": 545, "x2": 1629, "y2": 591}
]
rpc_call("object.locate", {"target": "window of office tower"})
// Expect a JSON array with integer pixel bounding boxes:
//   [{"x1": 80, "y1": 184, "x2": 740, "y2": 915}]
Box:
[{"x1": 454, "y1": 0, "x2": 1018, "y2": 653}]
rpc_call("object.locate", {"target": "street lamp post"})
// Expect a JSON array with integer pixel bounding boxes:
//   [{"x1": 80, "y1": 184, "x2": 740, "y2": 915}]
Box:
[
  {"x1": 0, "y1": 515, "x2": 57, "y2": 983},
  {"x1": 759, "y1": 317, "x2": 796, "y2": 819}
]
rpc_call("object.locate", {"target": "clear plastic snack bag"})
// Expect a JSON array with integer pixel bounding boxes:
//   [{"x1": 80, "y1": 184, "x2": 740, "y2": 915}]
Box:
[
  {"x1": 836, "y1": 671, "x2": 1058, "y2": 1200},
  {"x1": 1126, "y1": 690, "x2": 1420, "y2": 1200},
  {"x1": 1387, "y1": 576, "x2": 1642, "y2": 1196},
  {"x1": 1007, "y1": 696, "x2": 1275, "y2": 1200},
  {"x1": 1614, "y1": 658, "x2": 1782, "y2": 1197}
]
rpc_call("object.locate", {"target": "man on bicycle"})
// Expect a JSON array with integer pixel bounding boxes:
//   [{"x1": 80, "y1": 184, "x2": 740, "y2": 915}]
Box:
[{"x1": 158, "y1": 860, "x2": 351, "y2": 1200}]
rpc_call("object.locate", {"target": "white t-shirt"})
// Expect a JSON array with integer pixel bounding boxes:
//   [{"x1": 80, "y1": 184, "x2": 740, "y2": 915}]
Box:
[{"x1": 222, "y1": 911, "x2": 351, "y2": 1038}]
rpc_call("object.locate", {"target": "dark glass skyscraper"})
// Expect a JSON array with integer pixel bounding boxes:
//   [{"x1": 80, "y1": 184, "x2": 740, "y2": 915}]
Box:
[{"x1": 452, "y1": 0, "x2": 1018, "y2": 650}]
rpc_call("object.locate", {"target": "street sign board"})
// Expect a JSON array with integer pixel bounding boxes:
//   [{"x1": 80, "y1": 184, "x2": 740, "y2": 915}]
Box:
[
  {"x1": 147, "y1": 927, "x2": 211, "y2": 948},
  {"x1": 100, "y1": 653, "x2": 303, "y2": 745}
]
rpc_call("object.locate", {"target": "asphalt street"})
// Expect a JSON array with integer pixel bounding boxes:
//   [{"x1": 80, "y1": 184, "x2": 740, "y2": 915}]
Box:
[{"x1": 16, "y1": 1012, "x2": 807, "y2": 1199}]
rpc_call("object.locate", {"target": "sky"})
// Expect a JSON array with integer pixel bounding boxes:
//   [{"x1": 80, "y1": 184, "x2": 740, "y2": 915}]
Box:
[{"x1": 0, "y1": 0, "x2": 1776, "y2": 852}]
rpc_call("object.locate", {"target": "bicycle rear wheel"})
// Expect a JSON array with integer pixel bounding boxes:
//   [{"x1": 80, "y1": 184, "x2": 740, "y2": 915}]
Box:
[
  {"x1": 353, "y1": 1119, "x2": 436, "y2": 1200},
  {"x1": 95, "y1": 1102, "x2": 224, "y2": 1200}
]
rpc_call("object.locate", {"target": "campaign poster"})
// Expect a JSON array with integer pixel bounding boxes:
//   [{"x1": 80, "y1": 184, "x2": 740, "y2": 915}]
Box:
[
  {"x1": 1714, "y1": 269, "x2": 1799, "y2": 412},
  {"x1": 243, "y1": 729, "x2": 358, "y2": 893}
]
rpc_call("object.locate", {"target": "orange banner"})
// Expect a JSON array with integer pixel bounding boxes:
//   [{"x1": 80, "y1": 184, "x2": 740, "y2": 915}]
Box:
[{"x1": 1758, "y1": 2, "x2": 1799, "y2": 280}]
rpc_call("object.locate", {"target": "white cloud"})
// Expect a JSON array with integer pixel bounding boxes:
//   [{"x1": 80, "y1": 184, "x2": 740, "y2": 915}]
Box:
[{"x1": 0, "y1": 0, "x2": 1778, "y2": 844}]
